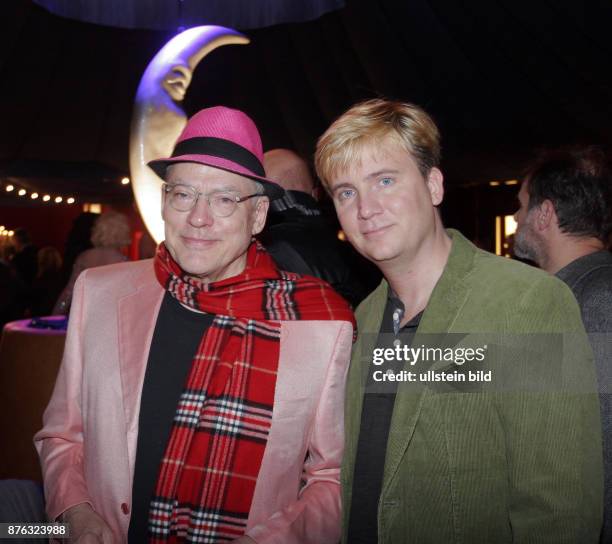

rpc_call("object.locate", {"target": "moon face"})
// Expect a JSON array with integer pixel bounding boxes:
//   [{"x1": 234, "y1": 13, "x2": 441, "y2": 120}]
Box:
[{"x1": 129, "y1": 26, "x2": 249, "y2": 243}]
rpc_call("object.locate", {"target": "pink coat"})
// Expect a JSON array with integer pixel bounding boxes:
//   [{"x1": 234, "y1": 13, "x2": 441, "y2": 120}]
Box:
[{"x1": 34, "y1": 259, "x2": 353, "y2": 543}]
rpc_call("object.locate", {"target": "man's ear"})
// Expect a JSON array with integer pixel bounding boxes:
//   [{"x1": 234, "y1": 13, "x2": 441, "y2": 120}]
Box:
[
  {"x1": 251, "y1": 197, "x2": 270, "y2": 235},
  {"x1": 426, "y1": 167, "x2": 444, "y2": 206},
  {"x1": 537, "y1": 199, "x2": 556, "y2": 230}
]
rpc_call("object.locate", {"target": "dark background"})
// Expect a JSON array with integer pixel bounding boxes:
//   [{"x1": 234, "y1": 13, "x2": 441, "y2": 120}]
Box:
[{"x1": 1, "y1": 0, "x2": 611, "y2": 249}]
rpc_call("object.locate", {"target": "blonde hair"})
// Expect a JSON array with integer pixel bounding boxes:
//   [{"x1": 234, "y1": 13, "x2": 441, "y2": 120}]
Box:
[
  {"x1": 90, "y1": 211, "x2": 131, "y2": 248},
  {"x1": 315, "y1": 98, "x2": 441, "y2": 189}
]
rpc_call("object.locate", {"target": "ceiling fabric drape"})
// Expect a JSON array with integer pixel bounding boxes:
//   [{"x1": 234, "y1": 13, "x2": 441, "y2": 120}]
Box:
[
  {"x1": 2, "y1": 0, "x2": 612, "y2": 190},
  {"x1": 32, "y1": 0, "x2": 346, "y2": 30}
]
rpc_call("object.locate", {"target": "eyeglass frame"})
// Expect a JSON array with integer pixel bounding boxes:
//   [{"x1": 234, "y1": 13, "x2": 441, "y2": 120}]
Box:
[{"x1": 161, "y1": 182, "x2": 263, "y2": 216}]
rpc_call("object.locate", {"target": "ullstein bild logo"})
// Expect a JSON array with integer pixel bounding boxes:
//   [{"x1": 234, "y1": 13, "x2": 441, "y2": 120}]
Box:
[{"x1": 372, "y1": 368, "x2": 493, "y2": 383}]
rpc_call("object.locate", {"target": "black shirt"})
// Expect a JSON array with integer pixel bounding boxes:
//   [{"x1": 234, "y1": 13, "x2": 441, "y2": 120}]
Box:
[
  {"x1": 128, "y1": 293, "x2": 214, "y2": 543},
  {"x1": 346, "y1": 294, "x2": 422, "y2": 544}
]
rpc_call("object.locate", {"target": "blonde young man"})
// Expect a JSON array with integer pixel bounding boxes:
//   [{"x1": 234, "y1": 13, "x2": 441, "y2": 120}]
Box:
[{"x1": 314, "y1": 99, "x2": 603, "y2": 543}]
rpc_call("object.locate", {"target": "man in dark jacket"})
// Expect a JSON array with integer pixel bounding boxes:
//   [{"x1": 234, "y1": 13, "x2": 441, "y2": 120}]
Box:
[
  {"x1": 260, "y1": 148, "x2": 375, "y2": 307},
  {"x1": 514, "y1": 145, "x2": 612, "y2": 543}
]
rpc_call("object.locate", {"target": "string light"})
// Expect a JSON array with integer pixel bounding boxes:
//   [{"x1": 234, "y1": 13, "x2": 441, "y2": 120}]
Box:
[
  {"x1": 1, "y1": 181, "x2": 78, "y2": 205},
  {"x1": 121, "y1": 177, "x2": 130, "y2": 185}
]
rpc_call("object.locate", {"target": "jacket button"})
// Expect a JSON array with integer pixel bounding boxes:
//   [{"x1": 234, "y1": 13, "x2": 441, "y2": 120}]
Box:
[{"x1": 121, "y1": 503, "x2": 130, "y2": 515}]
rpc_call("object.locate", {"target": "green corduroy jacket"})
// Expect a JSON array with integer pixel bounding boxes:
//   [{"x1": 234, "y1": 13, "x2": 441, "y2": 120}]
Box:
[{"x1": 342, "y1": 229, "x2": 603, "y2": 543}]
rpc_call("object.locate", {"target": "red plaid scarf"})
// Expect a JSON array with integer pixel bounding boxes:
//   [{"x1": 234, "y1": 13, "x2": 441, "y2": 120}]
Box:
[{"x1": 149, "y1": 241, "x2": 354, "y2": 543}]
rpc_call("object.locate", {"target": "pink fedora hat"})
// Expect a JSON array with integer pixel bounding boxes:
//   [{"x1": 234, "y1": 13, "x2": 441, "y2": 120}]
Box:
[{"x1": 148, "y1": 106, "x2": 284, "y2": 200}]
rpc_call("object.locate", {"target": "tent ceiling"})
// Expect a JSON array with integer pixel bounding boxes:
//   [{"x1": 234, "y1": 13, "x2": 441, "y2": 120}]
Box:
[{"x1": 1, "y1": 0, "x2": 611, "y2": 203}]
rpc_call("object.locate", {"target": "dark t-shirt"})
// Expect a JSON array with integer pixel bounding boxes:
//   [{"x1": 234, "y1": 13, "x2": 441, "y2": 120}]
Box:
[
  {"x1": 128, "y1": 292, "x2": 214, "y2": 542},
  {"x1": 346, "y1": 296, "x2": 422, "y2": 544}
]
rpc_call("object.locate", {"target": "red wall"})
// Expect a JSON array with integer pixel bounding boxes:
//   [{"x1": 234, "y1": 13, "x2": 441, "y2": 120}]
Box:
[
  {"x1": 0, "y1": 202, "x2": 147, "y2": 256},
  {"x1": 1, "y1": 205, "x2": 83, "y2": 253}
]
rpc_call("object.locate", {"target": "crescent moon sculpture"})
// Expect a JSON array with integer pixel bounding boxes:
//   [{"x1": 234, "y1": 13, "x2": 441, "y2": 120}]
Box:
[{"x1": 129, "y1": 26, "x2": 249, "y2": 243}]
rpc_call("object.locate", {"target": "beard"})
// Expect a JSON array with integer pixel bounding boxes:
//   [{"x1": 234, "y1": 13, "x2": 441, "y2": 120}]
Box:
[{"x1": 513, "y1": 223, "x2": 543, "y2": 264}]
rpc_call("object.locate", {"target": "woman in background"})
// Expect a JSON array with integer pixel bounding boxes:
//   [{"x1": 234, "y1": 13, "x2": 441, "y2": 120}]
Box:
[{"x1": 53, "y1": 211, "x2": 131, "y2": 315}]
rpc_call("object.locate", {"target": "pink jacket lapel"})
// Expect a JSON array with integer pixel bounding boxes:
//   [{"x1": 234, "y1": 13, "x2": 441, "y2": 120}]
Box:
[{"x1": 117, "y1": 266, "x2": 164, "y2": 466}]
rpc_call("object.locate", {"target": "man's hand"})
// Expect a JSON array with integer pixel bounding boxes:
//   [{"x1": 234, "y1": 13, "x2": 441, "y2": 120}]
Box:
[{"x1": 62, "y1": 503, "x2": 114, "y2": 544}]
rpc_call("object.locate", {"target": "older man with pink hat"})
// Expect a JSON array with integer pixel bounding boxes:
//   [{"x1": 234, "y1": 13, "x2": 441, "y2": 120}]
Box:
[{"x1": 35, "y1": 106, "x2": 355, "y2": 544}]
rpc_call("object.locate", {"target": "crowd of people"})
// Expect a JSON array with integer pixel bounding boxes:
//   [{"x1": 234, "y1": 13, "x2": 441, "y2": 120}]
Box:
[
  {"x1": 1, "y1": 228, "x2": 63, "y2": 326},
  {"x1": 0, "y1": 211, "x2": 132, "y2": 327},
  {"x1": 1, "y1": 98, "x2": 611, "y2": 543}
]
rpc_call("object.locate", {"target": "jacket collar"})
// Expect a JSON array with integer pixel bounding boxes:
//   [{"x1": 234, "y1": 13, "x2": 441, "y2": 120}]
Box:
[
  {"x1": 383, "y1": 229, "x2": 476, "y2": 488},
  {"x1": 555, "y1": 249, "x2": 612, "y2": 288},
  {"x1": 346, "y1": 230, "x2": 479, "y2": 497}
]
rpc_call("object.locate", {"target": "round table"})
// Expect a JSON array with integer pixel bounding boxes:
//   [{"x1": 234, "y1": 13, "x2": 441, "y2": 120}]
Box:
[{"x1": 0, "y1": 317, "x2": 66, "y2": 481}]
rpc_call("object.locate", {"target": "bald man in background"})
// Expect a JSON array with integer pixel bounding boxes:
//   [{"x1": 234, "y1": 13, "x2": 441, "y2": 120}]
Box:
[
  {"x1": 260, "y1": 148, "x2": 374, "y2": 307},
  {"x1": 264, "y1": 149, "x2": 317, "y2": 195}
]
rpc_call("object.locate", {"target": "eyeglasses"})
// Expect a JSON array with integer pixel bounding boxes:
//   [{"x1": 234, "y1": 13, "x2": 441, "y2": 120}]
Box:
[{"x1": 162, "y1": 183, "x2": 261, "y2": 217}]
